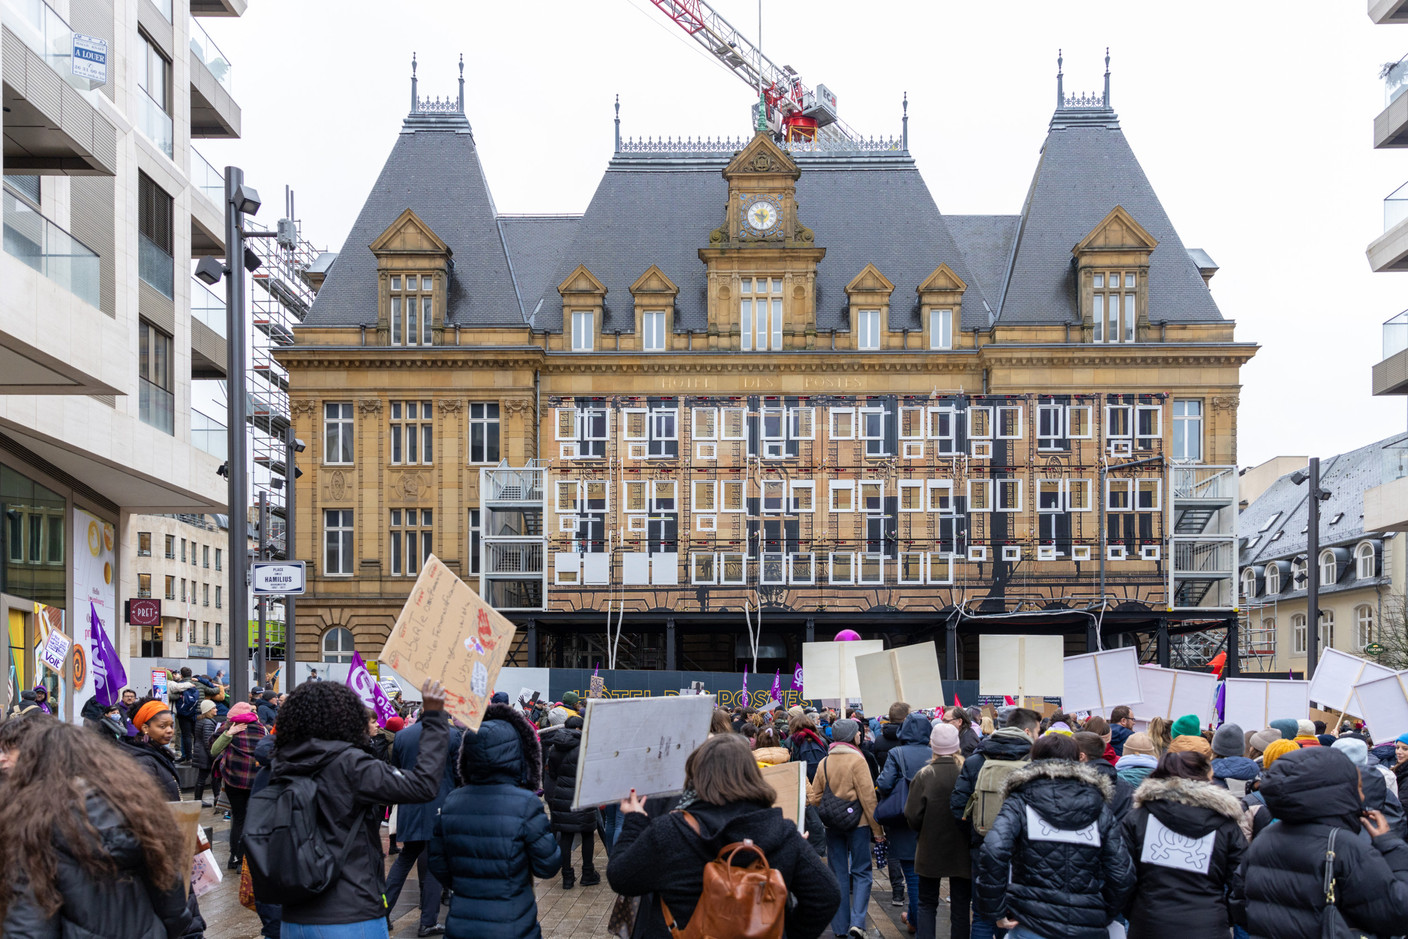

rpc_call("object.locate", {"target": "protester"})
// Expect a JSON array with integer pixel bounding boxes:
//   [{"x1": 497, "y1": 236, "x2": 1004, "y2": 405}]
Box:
[
  {"x1": 123, "y1": 697, "x2": 182, "y2": 797},
  {"x1": 1167, "y1": 732, "x2": 1213, "y2": 759},
  {"x1": 1120, "y1": 750, "x2": 1247, "y2": 938},
  {"x1": 1268, "y1": 717, "x2": 1299, "y2": 741},
  {"x1": 429, "y1": 702, "x2": 559, "y2": 939},
  {"x1": 1108, "y1": 705, "x2": 1135, "y2": 757},
  {"x1": 753, "y1": 727, "x2": 790, "y2": 768},
  {"x1": 543, "y1": 714, "x2": 599, "y2": 889},
  {"x1": 787, "y1": 711, "x2": 830, "y2": 782},
  {"x1": 943, "y1": 706, "x2": 981, "y2": 758},
  {"x1": 905, "y1": 722, "x2": 971, "y2": 939},
  {"x1": 192, "y1": 698, "x2": 221, "y2": 807},
  {"x1": 873, "y1": 702, "x2": 909, "y2": 771},
  {"x1": 708, "y1": 708, "x2": 732, "y2": 737},
  {"x1": 169, "y1": 666, "x2": 210, "y2": 764},
  {"x1": 385, "y1": 702, "x2": 463, "y2": 937},
  {"x1": 974, "y1": 734, "x2": 1135, "y2": 938},
  {"x1": 0, "y1": 718, "x2": 193, "y2": 937},
  {"x1": 1147, "y1": 716, "x2": 1173, "y2": 757},
  {"x1": 256, "y1": 690, "x2": 280, "y2": 727},
  {"x1": 876, "y1": 711, "x2": 934, "y2": 929},
  {"x1": 265, "y1": 678, "x2": 449, "y2": 937},
  {"x1": 1080, "y1": 716, "x2": 1119, "y2": 766},
  {"x1": 1395, "y1": 732, "x2": 1408, "y2": 789},
  {"x1": 808, "y1": 717, "x2": 883, "y2": 939},
  {"x1": 1291, "y1": 719, "x2": 1321, "y2": 748},
  {"x1": 608, "y1": 733, "x2": 839, "y2": 939},
  {"x1": 1115, "y1": 732, "x2": 1159, "y2": 788},
  {"x1": 211, "y1": 700, "x2": 268, "y2": 870},
  {"x1": 1233, "y1": 746, "x2": 1408, "y2": 936},
  {"x1": 1209, "y1": 722, "x2": 1259, "y2": 795},
  {"x1": 1073, "y1": 731, "x2": 1133, "y2": 821}
]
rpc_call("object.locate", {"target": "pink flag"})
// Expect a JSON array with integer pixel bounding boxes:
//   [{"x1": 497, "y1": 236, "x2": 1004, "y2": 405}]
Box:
[
  {"x1": 1004, "y1": 695, "x2": 1016, "y2": 706},
  {"x1": 954, "y1": 692, "x2": 962, "y2": 709},
  {"x1": 770, "y1": 669, "x2": 781, "y2": 703},
  {"x1": 347, "y1": 651, "x2": 398, "y2": 727}
]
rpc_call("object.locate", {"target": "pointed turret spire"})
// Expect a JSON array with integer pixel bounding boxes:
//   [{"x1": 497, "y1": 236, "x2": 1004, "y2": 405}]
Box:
[
  {"x1": 614, "y1": 94, "x2": 621, "y2": 152},
  {"x1": 1056, "y1": 48, "x2": 1063, "y2": 110},
  {"x1": 457, "y1": 53, "x2": 465, "y2": 112},
  {"x1": 411, "y1": 52, "x2": 418, "y2": 113},
  {"x1": 902, "y1": 91, "x2": 909, "y2": 151},
  {"x1": 756, "y1": 92, "x2": 768, "y2": 135},
  {"x1": 1103, "y1": 47, "x2": 1111, "y2": 107}
]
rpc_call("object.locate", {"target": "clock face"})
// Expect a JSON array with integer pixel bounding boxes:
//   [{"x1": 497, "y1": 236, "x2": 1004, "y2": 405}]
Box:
[{"x1": 746, "y1": 200, "x2": 779, "y2": 232}]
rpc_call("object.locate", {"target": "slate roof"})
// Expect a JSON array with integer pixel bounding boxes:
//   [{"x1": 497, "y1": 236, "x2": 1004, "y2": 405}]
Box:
[
  {"x1": 998, "y1": 117, "x2": 1224, "y2": 325},
  {"x1": 945, "y1": 215, "x2": 1020, "y2": 319},
  {"x1": 304, "y1": 111, "x2": 524, "y2": 328},
  {"x1": 498, "y1": 215, "x2": 581, "y2": 323},
  {"x1": 1238, "y1": 433, "x2": 1405, "y2": 571}
]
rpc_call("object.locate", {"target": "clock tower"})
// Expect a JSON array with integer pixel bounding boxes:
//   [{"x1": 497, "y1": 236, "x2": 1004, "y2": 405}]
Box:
[{"x1": 700, "y1": 131, "x2": 825, "y2": 350}]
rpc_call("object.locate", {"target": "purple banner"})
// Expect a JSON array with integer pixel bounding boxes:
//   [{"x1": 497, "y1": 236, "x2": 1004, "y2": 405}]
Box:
[
  {"x1": 347, "y1": 651, "x2": 398, "y2": 727},
  {"x1": 89, "y1": 601, "x2": 126, "y2": 707}
]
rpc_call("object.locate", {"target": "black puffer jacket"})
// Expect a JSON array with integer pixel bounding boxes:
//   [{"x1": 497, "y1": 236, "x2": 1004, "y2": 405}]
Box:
[
  {"x1": 1087, "y1": 758, "x2": 1134, "y2": 822},
  {"x1": 124, "y1": 740, "x2": 181, "y2": 800},
  {"x1": 266, "y1": 709, "x2": 449, "y2": 926},
  {"x1": 192, "y1": 716, "x2": 219, "y2": 771},
  {"x1": 607, "y1": 800, "x2": 840, "y2": 939},
  {"x1": 974, "y1": 760, "x2": 1135, "y2": 939},
  {"x1": 0, "y1": 789, "x2": 192, "y2": 939},
  {"x1": 543, "y1": 716, "x2": 597, "y2": 833},
  {"x1": 1120, "y1": 777, "x2": 1247, "y2": 938},
  {"x1": 871, "y1": 721, "x2": 903, "y2": 768},
  {"x1": 429, "y1": 703, "x2": 560, "y2": 939},
  {"x1": 950, "y1": 727, "x2": 1033, "y2": 842},
  {"x1": 1232, "y1": 747, "x2": 1408, "y2": 938},
  {"x1": 1358, "y1": 764, "x2": 1408, "y2": 841}
]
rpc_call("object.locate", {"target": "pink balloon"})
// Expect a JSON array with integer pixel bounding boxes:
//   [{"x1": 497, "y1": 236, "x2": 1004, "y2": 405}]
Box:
[{"x1": 834, "y1": 629, "x2": 862, "y2": 642}]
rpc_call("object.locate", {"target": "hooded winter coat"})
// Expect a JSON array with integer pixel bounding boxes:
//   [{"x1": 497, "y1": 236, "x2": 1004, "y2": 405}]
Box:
[
  {"x1": 1357, "y1": 764, "x2": 1408, "y2": 842},
  {"x1": 1120, "y1": 777, "x2": 1247, "y2": 938},
  {"x1": 429, "y1": 703, "x2": 560, "y2": 939},
  {"x1": 1115, "y1": 753, "x2": 1158, "y2": 789},
  {"x1": 808, "y1": 743, "x2": 884, "y2": 838},
  {"x1": 607, "y1": 799, "x2": 840, "y2": 939},
  {"x1": 871, "y1": 721, "x2": 903, "y2": 768},
  {"x1": 1211, "y1": 755, "x2": 1260, "y2": 795},
  {"x1": 974, "y1": 760, "x2": 1135, "y2": 939},
  {"x1": 753, "y1": 746, "x2": 790, "y2": 767},
  {"x1": 905, "y1": 755, "x2": 971, "y2": 879},
  {"x1": 0, "y1": 789, "x2": 193, "y2": 939},
  {"x1": 192, "y1": 715, "x2": 219, "y2": 772},
  {"x1": 543, "y1": 716, "x2": 597, "y2": 833},
  {"x1": 391, "y1": 719, "x2": 463, "y2": 843},
  {"x1": 875, "y1": 712, "x2": 934, "y2": 861},
  {"x1": 950, "y1": 727, "x2": 1034, "y2": 843},
  {"x1": 266, "y1": 709, "x2": 449, "y2": 927},
  {"x1": 1085, "y1": 758, "x2": 1134, "y2": 822},
  {"x1": 1232, "y1": 746, "x2": 1408, "y2": 938},
  {"x1": 1109, "y1": 723, "x2": 1133, "y2": 757}
]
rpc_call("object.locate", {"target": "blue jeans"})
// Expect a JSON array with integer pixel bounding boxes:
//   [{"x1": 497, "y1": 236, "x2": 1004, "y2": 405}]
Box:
[
  {"x1": 900, "y1": 858, "x2": 919, "y2": 926},
  {"x1": 826, "y1": 826, "x2": 873, "y2": 936},
  {"x1": 280, "y1": 920, "x2": 389, "y2": 939},
  {"x1": 1006, "y1": 928, "x2": 1048, "y2": 939}
]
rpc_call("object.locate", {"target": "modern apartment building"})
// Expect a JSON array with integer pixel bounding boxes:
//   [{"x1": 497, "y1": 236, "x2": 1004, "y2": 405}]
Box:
[
  {"x1": 2, "y1": 0, "x2": 241, "y2": 715},
  {"x1": 279, "y1": 58, "x2": 1256, "y2": 678}
]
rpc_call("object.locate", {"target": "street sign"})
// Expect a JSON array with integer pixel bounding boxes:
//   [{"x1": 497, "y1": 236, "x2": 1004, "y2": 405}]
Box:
[{"x1": 251, "y1": 561, "x2": 306, "y2": 595}]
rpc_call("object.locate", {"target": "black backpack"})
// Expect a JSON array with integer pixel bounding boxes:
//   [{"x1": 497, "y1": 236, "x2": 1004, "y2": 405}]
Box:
[
  {"x1": 242, "y1": 773, "x2": 352, "y2": 905},
  {"x1": 175, "y1": 686, "x2": 202, "y2": 718}
]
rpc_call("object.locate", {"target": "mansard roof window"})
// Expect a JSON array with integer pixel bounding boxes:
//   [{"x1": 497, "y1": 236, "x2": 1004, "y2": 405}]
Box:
[
  {"x1": 1092, "y1": 271, "x2": 1138, "y2": 343},
  {"x1": 390, "y1": 274, "x2": 435, "y2": 347}
]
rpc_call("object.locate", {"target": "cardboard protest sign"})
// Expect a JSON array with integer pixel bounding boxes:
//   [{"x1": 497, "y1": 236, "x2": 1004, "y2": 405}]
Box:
[
  {"x1": 1307, "y1": 648, "x2": 1396, "y2": 718},
  {"x1": 802, "y1": 640, "x2": 884, "y2": 702},
  {"x1": 1130, "y1": 665, "x2": 1217, "y2": 724},
  {"x1": 977, "y1": 635, "x2": 1065, "y2": 699},
  {"x1": 570, "y1": 694, "x2": 715, "y2": 811},
  {"x1": 761, "y1": 761, "x2": 807, "y2": 834},
  {"x1": 1061, "y1": 648, "x2": 1142, "y2": 713},
  {"x1": 855, "y1": 642, "x2": 943, "y2": 715},
  {"x1": 1223, "y1": 678, "x2": 1311, "y2": 732},
  {"x1": 167, "y1": 801, "x2": 203, "y2": 897},
  {"x1": 1352, "y1": 671, "x2": 1408, "y2": 740},
  {"x1": 379, "y1": 554, "x2": 516, "y2": 731},
  {"x1": 40, "y1": 626, "x2": 72, "y2": 674}
]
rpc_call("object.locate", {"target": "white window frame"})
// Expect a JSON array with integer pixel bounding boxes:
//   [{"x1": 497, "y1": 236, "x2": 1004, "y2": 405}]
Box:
[
  {"x1": 857, "y1": 309, "x2": 881, "y2": 350},
  {"x1": 1135, "y1": 405, "x2": 1162, "y2": 450},
  {"x1": 1319, "y1": 549, "x2": 1337, "y2": 586},
  {"x1": 858, "y1": 553, "x2": 885, "y2": 585},
  {"x1": 692, "y1": 480, "x2": 718, "y2": 514},
  {"x1": 740, "y1": 277, "x2": 784, "y2": 352},
  {"x1": 1107, "y1": 544, "x2": 1127, "y2": 561},
  {"x1": 898, "y1": 551, "x2": 927, "y2": 585},
  {"x1": 860, "y1": 406, "x2": 889, "y2": 456},
  {"x1": 927, "y1": 552, "x2": 955, "y2": 584},
  {"x1": 829, "y1": 407, "x2": 856, "y2": 440},
  {"x1": 968, "y1": 479, "x2": 992, "y2": 512},
  {"x1": 1136, "y1": 479, "x2": 1161, "y2": 511},
  {"x1": 324, "y1": 402, "x2": 355, "y2": 465},
  {"x1": 1292, "y1": 614, "x2": 1308, "y2": 654},
  {"x1": 1355, "y1": 605, "x2": 1374, "y2": 651},
  {"x1": 1072, "y1": 545, "x2": 1092, "y2": 561},
  {"x1": 1356, "y1": 542, "x2": 1376, "y2": 579},
  {"x1": 828, "y1": 551, "x2": 855, "y2": 585},
  {"x1": 1002, "y1": 545, "x2": 1021, "y2": 562},
  {"x1": 323, "y1": 509, "x2": 354, "y2": 577},
  {"x1": 996, "y1": 405, "x2": 1023, "y2": 440},
  {"x1": 787, "y1": 552, "x2": 815, "y2": 585},
  {"x1": 968, "y1": 545, "x2": 988, "y2": 562},
  {"x1": 696, "y1": 514, "x2": 717, "y2": 532},
  {"x1": 721, "y1": 480, "x2": 745, "y2": 513},
  {"x1": 762, "y1": 478, "x2": 786, "y2": 514},
  {"x1": 996, "y1": 479, "x2": 1023, "y2": 512},
  {"x1": 898, "y1": 480, "x2": 924, "y2": 514},
  {"x1": 930, "y1": 308, "x2": 952, "y2": 350},
  {"x1": 1106, "y1": 478, "x2": 1134, "y2": 512},
  {"x1": 829, "y1": 480, "x2": 856, "y2": 512},
  {"x1": 1266, "y1": 564, "x2": 1281, "y2": 593},
  {"x1": 967, "y1": 406, "x2": 993, "y2": 440},
  {"x1": 641, "y1": 310, "x2": 667, "y2": 352},
  {"x1": 1241, "y1": 568, "x2": 1258, "y2": 600},
  {"x1": 927, "y1": 479, "x2": 953, "y2": 513},
  {"x1": 789, "y1": 481, "x2": 815, "y2": 513},
  {"x1": 1036, "y1": 403, "x2": 1064, "y2": 451},
  {"x1": 1140, "y1": 545, "x2": 1161, "y2": 561},
  {"x1": 720, "y1": 553, "x2": 747, "y2": 585},
  {"x1": 859, "y1": 480, "x2": 885, "y2": 513},
  {"x1": 928, "y1": 407, "x2": 957, "y2": 453},
  {"x1": 1067, "y1": 405, "x2": 1093, "y2": 439},
  {"x1": 692, "y1": 407, "x2": 718, "y2": 440},
  {"x1": 571, "y1": 310, "x2": 594, "y2": 352},
  {"x1": 721, "y1": 407, "x2": 748, "y2": 440},
  {"x1": 690, "y1": 552, "x2": 718, "y2": 585},
  {"x1": 1171, "y1": 399, "x2": 1203, "y2": 463}
]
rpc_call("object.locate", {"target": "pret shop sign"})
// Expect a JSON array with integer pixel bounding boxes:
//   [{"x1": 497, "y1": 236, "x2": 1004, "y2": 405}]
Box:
[{"x1": 127, "y1": 598, "x2": 162, "y2": 627}]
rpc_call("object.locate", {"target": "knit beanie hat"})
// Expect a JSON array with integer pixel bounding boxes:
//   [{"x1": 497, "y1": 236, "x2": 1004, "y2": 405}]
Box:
[
  {"x1": 1168, "y1": 735, "x2": 1213, "y2": 757},
  {"x1": 1296, "y1": 720, "x2": 1316, "y2": 737},
  {"x1": 832, "y1": 718, "x2": 860, "y2": 744},
  {"x1": 384, "y1": 715, "x2": 405, "y2": 733},
  {"x1": 1122, "y1": 732, "x2": 1155, "y2": 756},
  {"x1": 490, "y1": 691, "x2": 509, "y2": 705},
  {"x1": 1262, "y1": 739, "x2": 1300, "y2": 767},
  {"x1": 929, "y1": 722, "x2": 960, "y2": 756},
  {"x1": 1269, "y1": 718, "x2": 1299, "y2": 740},
  {"x1": 1331, "y1": 737, "x2": 1369, "y2": 767},
  {"x1": 1171, "y1": 714, "x2": 1203, "y2": 738},
  {"x1": 548, "y1": 706, "x2": 569, "y2": 727},
  {"x1": 1249, "y1": 728, "x2": 1281, "y2": 754},
  {"x1": 198, "y1": 698, "x2": 216, "y2": 716},
  {"x1": 787, "y1": 705, "x2": 805, "y2": 720},
  {"x1": 1212, "y1": 722, "x2": 1245, "y2": 758},
  {"x1": 1399, "y1": 732, "x2": 1408, "y2": 746},
  {"x1": 1316, "y1": 734, "x2": 1337, "y2": 748},
  {"x1": 561, "y1": 691, "x2": 580, "y2": 710}
]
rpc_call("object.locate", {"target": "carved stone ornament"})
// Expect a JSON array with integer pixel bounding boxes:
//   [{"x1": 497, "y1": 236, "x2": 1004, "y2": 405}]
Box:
[
  {"x1": 357, "y1": 398, "x2": 383, "y2": 414},
  {"x1": 327, "y1": 469, "x2": 349, "y2": 501},
  {"x1": 750, "y1": 153, "x2": 775, "y2": 173},
  {"x1": 1211, "y1": 395, "x2": 1239, "y2": 412},
  {"x1": 290, "y1": 399, "x2": 316, "y2": 417},
  {"x1": 504, "y1": 397, "x2": 533, "y2": 414},
  {"x1": 437, "y1": 399, "x2": 464, "y2": 414},
  {"x1": 396, "y1": 473, "x2": 423, "y2": 499}
]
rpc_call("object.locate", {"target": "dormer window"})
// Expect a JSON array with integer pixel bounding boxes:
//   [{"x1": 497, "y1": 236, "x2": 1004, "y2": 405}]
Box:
[
  {"x1": 642, "y1": 311, "x2": 666, "y2": 352},
  {"x1": 741, "y1": 277, "x2": 783, "y2": 351},
  {"x1": 930, "y1": 309, "x2": 953, "y2": 350},
  {"x1": 1093, "y1": 271, "x2": 1137, "y2": 343},
  {"x1": 390, "y1": 274, "x2": 434, "y2": 347},
  {"x1": 856, "y1": 310, "x2": 881, "y2": 350},
  {"x1": 571, "y1": 311, "x2": 595, "y2": 352}
]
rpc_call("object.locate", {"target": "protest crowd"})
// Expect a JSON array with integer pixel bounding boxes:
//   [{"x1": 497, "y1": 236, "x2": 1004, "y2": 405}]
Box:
[{"x1": 4, "y1": 667, "x2": 1408, "y2": 939}]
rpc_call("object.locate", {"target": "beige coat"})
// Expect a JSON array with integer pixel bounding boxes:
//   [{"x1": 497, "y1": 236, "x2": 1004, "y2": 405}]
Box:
[
  {"x1": 753, "y1": 746, "x2": 791, "y2": 767},
  {"x1": 807, "y1": 745, "x2": 882, "y2": 838}
]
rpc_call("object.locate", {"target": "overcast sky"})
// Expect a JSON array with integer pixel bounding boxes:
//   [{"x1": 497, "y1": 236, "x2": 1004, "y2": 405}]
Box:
[{"x1": 198, "y1": 1, "x2": 1408, "y2": 470}]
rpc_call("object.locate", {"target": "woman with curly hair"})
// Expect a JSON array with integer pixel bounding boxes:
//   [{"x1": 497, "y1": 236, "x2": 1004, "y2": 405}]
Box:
[
  {"x1": 267, "y1": 678, "x2": 448, "y2": 938},
  {"x1": 0, "y1": 717, "x2": 192, "y2": 937}
]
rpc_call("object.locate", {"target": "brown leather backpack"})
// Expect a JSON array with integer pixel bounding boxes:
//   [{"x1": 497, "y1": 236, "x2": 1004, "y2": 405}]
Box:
[{"x1": 659, "y1": 812, "x2": 787, "y2": 939}]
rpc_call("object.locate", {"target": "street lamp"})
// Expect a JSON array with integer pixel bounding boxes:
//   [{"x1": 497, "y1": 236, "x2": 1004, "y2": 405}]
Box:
[
  {"x1": 1291, "y1": 459, "x2": 1334, "y2": 678},
  {"x1": 285, "y1": 429, "x2": 304, "y2": 683}
]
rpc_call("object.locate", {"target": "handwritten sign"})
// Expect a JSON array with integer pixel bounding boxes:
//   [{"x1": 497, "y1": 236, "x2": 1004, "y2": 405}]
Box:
[
  {"x1": 40, "y1": 627, "x2": 72, "y2": 674},
  {"x1": 379, "y1": 554, "x2": 516, "y2": 731},
  {"x1": 589, "y1": 674, "x2": 606, "y2": 698},
  {"x1": 761, "y1": 761, "x2": 807, "y2": 834},
  {"x1": 570, "y1": 694, "x2": 715, "y2": 811}
]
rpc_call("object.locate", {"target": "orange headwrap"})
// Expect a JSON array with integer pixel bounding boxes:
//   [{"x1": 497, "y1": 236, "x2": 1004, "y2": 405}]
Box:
[
  {"x1": 1262, "y1": 738, "x2": 1301, "y2": 768},
  {"x1": 1168, "y1": 734, "x2": 1213, "y2": 757},
  {"x1": 132, "y1": 700, "x2": 170, "y2": 732}
]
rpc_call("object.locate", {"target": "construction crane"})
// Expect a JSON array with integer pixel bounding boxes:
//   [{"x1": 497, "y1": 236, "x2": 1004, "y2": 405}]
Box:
[{"x1": 647, "y1": 0, "x2": 859, "y2": 143}]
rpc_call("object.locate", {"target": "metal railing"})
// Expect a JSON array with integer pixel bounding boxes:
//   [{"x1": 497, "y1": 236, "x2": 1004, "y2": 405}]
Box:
[
  {"x1": 1381, "y1": 443, "x2": 1408, "y2": 486},
  {"x1": 138, "y1": 233, "x2": 174, "y2": 299},
  {"x1": 1170, "y1": 464, "x2": 1237, "y2": 501},
  {"x1": 191, "y1": 146, "x2": 223, "y2": 208},
  {"x1": 1386, "y1": 181, "x2": 1408, "y2": 231},
  {"x1": 1385, "y1": 310, "x2": 1408, "y2": 361},
  {"x1": 482, "y1": 465, "x2": 546, "y2": 503},
  {"x1": 3, "y1": 0, "x2": 96, "y2": 93},
  {"x1": 1385, "y1": 54, "x2": 1408, "y2": 107},
  {"x1": 191, "y1": 275, "x2": 226, "y2": 337},
  {"x1": 188, "y1": 16, "x2": 232, "y2": 93},
  {"x1": 484, "y1": 541, "x2": 544, "y2": 575},
  {"x1": 616, "y1": 133, "x2": 906, "y2": 156},
  {"x1": 191, "y1": 409, "x2": 226, "y2": 459},
  {"x1": 138, "y1": 91, "x2": 173, "y2": 158},
  {"x1": 139, "y1": 378, "x2": 174, "y2": 434},
  {"x1": 2, "y1": 189, "x2": 99, "y2": 307},
  {"x1": 1172, "y1": 538, "x2": 1236, "y2": 575}
]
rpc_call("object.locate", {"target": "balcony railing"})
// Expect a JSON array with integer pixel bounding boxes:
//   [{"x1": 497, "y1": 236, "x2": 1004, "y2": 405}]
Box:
[
  {"x1": 191, "y1": 409, "x2": 226, "y2": 459},
  {"x1": 1386, "y1": 181, "x2": 1408, "y2": 232},
  {"x1": 482, "y1": 465, "x2": 546, "y2": 503},
  {"x1": 2, "y1": 189, "x2": 100, "y2": 307},
  {"x1": 1170, "y1": 464, "x2": 1237, "y2": 501},
  {"x1": 191, "y1": 276, "x2": 226, "y2": 337},
  {"x1": 1381, "y1": 443, "x2": 1408, "y2": 486},
  {"x1": 139, "y1": 377, "x2": 174, "y2": 434},
  {"x1": 3, "y1": 0, "x2": 98, "y2": 93},
  {"x1": 484, "y1": 541, "x2": 544, "y2": 575},
  {"x1": 188, "y1": 16, "x2": 232, "y2": 93},
  {"x1": 1386, "y1": 54, "x2": 1408, "y2": 107},
  {"x1": 138, "y1": 233, "x2": 174, "y2": 299},
  {"x1": 151, "y1": 0, "x2": 172, "y2": 22},
  {"x1": 191, "y1": 146, "x2": 223, "y2": 208},
  {"x1": 138, "y1": 91, "x2": 173, "y2": 159},
  {"x1": 1385, "y1": 310, "x2": 1408, "y2": 362}
]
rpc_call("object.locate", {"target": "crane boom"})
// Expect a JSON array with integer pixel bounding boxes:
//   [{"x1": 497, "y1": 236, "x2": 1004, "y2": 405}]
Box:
[{"x1": 646, "y1": 0, "x2": 857, "y2": 143}]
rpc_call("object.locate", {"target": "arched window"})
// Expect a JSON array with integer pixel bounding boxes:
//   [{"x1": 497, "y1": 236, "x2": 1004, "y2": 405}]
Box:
[
  {"x1": 1355, "y1": 605, "x2": 1374, "y2": 650},
  {"x1": 1292, "y1": 613, "x2": 1307, "y2": 654},
  {"x1": 1356, "y1": 542, "x2": 1376, "y2": 580},
  {"x1": 1241, "y1": 568, "x2": 1258, "y2": 600},
  {"x1": 322, "y1": 627, "x2": 356, "y2": 664},
  {"x1": 1319, "y1": 549, "x2": 1337, "y2": 586},
  {"x1": 1266, "y1": 564, "x2": 1281, "y2": 594},
  {"x1": 1291, "y1": 557, "x2": 1307, "y2": 588},
  {"x1": 1320, "y1": 609, "x2": 1335, "y2": 650}
]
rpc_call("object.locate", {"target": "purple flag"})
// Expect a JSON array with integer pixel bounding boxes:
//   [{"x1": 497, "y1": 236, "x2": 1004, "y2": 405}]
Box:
[
  {"x1": 89, "y1": 601, "x2": 126, "y2": 707},
  {"x1": 770, "y1": 669, "x2": 781, "y2": 704},
  {"x1": 1214, "y1": 681, "x2": 1226, "y2": 725},
  {"x1": 791, "y1": 662, "x2": 803, "y2": 693},
  {"x1": 742, "y1": 665, "x2": 749, "y2": 706},
  {"x1": 347, "y1": 651, "x2": 398, "y2": 727}
]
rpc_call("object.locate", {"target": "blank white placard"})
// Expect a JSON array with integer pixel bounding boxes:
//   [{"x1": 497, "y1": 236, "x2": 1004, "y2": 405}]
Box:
[
  {"x1": 802, "y1": 640, "x2": 885, "y2": 701},
  {"x1": 1352, "y1": 672, "x2": 1408, "y2": 739},
  {"x1": 855, "y1": 642, "x2": 944, "y2": 715},
  {"x1": 570, "y1": 694, "x2": 715, "y2": 810},
  {"x1": 1306, "y1": 648, "x2": 1396, "y2": 717},
  {"x1": 1130, "y1": 665, "x2": 1216, "y2": 724},
  {"x1": 977, "y1": 634, "x2": 1065, "y2": 697},
  {"x1": 1062, "y1": 647, "x2": 1142, "y2": 713},
  {"x1": 1223, "y1": 678, "x2": 1311, "y2": 731}
]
